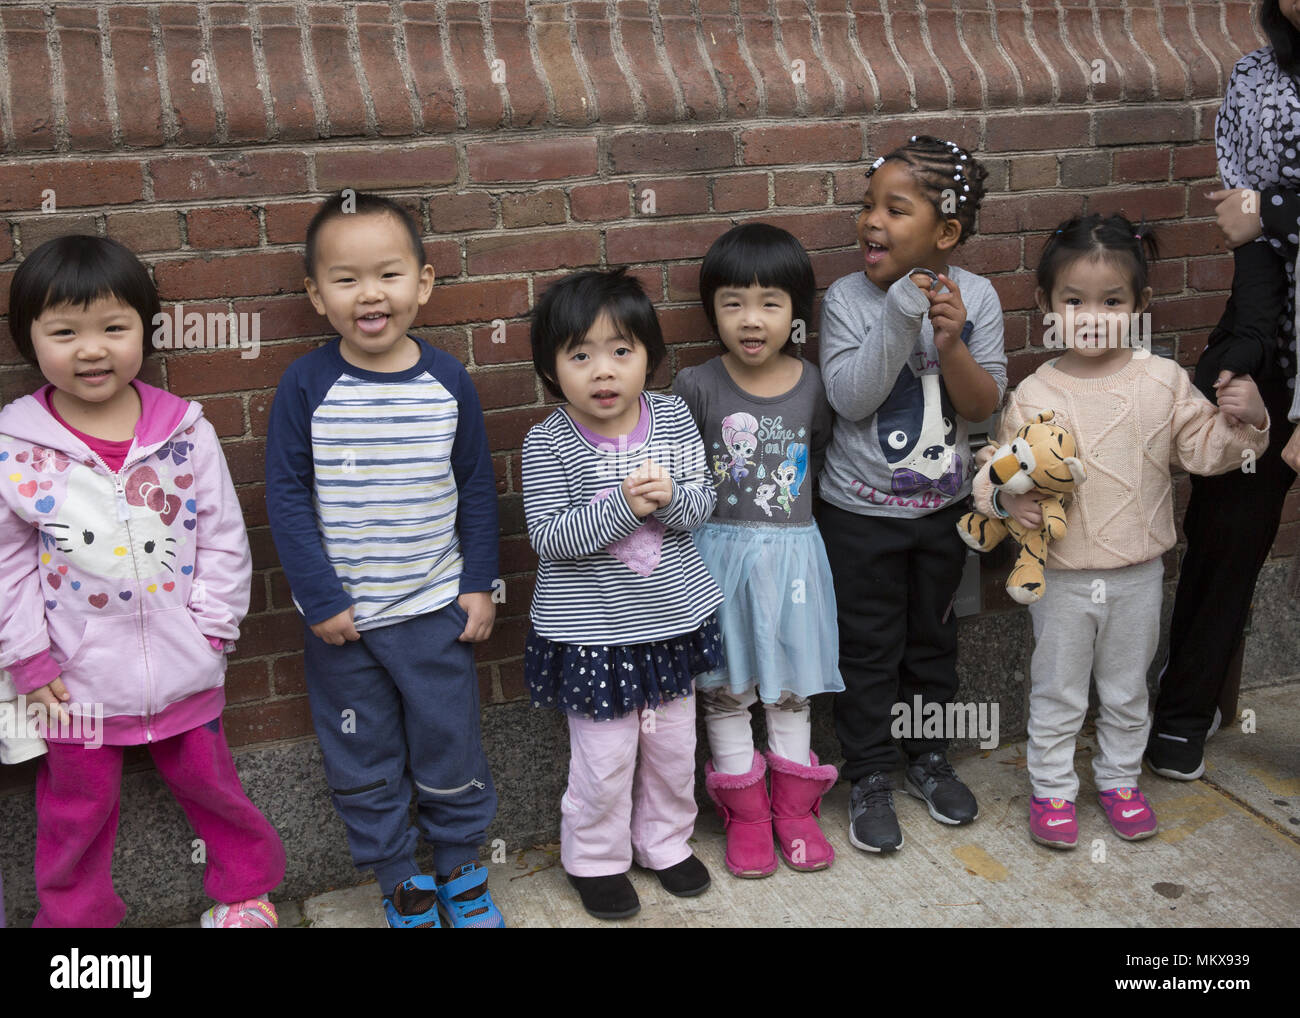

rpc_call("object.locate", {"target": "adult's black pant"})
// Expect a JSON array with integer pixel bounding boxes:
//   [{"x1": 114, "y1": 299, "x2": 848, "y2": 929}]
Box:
[{"x1": 1152, "y1": 372, "x2": 1296, "y2": 745}]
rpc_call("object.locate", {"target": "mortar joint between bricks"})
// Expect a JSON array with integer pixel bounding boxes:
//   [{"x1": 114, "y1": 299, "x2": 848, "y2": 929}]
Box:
[
  {"x1": 917, "y1": 3, "x2": 956, "y2": 108},
  {"x1": 193, "y1": 5, "x2": 231, "y2": 145},
  {"x1": 438, "y1": 0, "x2": 469, "y2": 131},
  {"x1": 293, "y1": 2, "x2": 331, "y2": 139},
  {"x1": 729, "y1": 0, "x2": 768, "y2": 118},
  {"x1": 804, "y1": 0, "x2": 847, "y2": 114},
  {"x1": 43, "y1": 5, "x2": 70, "y2": 152},
  {"x1": 344, "y1": 4, "x2": 380, "y2": 137},
  {"x1": 385, "y1": 0, "x2": 426, "y2": 135},
  {"x1": 476, "y1": 0, "x2": 513, "y2": 126},
  {"x1": 1154, "y1": 3, "x2": 1190, "y2": 103},
  {"x1": 605, "y1": 0, "x2": 648, "y2": 124},
  {"x1": 841, "y1": 1, "x2": 881, "y2": 115},
  {"x1": 243, "y1": 5, "x2": 279, "y2": 142},
  {"x1": 1018, "y1": 5, "x2": 1059, "y2": 106},
  {"x1": 644, "y1": 0, "x2": 687, "y2": 121},
  {"x1": 96, "y1": 5, "x2": 125, "y2": 150},
  {"x1": 948, "y1": 4, "x2": 989, "y2": 109},
  {"x1": 145, "y1": 5, "x2": 179, "y2": 145},
  {"x1": 0, "y1": 16, "x2": 15, "y2": 151}
]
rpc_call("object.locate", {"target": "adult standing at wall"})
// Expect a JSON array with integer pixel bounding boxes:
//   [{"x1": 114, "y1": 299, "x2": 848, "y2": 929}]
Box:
[{"x1": 1148, "y1": 0, "x2": 1300, "y2": 781}]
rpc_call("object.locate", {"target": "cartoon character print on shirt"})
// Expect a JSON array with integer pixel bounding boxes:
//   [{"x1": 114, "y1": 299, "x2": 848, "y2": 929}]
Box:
[
  {"x1": 11, "y1": 428, "x2": 201, "y2": 610},
  {"x1": 874, "y1": 321, "x2": 973, "y2": 502},
  {"x1": 711, "y1": 412, "x2": 760, "y2": 486},
  {"x1": 44, "y1": 467, "x2": 181, "y2": 603},
  {"x1": 772, "y1": 443, "x2": 809, "y2": 517},
  {"x1": 4, "y1": 438, "x2": 195, "y2": 612},
  {"x1": 708, "y1": 413, "x2": 811, "y2": 518}
]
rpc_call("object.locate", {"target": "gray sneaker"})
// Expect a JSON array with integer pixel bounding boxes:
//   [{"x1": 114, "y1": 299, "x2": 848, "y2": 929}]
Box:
[
  {"x1": 905, "y1": 751, "x2": 978, "y2": 825},
  {"x1": 848, "y1": 772, "x2": 904, "y2": 853}
]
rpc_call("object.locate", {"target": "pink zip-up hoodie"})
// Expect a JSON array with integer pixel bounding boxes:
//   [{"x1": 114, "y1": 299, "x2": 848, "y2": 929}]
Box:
[{"x1": 0, "y1": 382, "x2": 251, "y2": 745}]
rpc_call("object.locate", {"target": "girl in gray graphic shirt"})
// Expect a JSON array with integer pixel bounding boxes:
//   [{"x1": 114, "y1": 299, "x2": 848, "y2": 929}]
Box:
[{"x1": 675, "y1": 224, "x2": 844, "y2": 881}]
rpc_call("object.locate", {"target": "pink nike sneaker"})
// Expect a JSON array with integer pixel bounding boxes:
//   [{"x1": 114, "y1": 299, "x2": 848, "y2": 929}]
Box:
[
  {"x1": 1098, "y1": 787, "x2": 1158, "y2": 841},
  {"x1": 200, "y1": 897, "x2": 279, "y2": 928},
  {"x1": 1029, "y1": 796, "x2": 1077, "y2": 849}
]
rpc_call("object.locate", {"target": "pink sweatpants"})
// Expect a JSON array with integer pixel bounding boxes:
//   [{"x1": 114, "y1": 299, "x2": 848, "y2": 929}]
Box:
[
  {"x1": 34, "y1": 720, "x2": 285, "y2": 928},
  {"x1": 562, "y1": 694, "x2": 698, "y2": 876}
]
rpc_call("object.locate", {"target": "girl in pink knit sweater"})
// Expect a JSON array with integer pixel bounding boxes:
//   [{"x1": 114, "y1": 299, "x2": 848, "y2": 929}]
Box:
[{"x1": 971, "y1": 214, "x2": 1269, "y2": 850}]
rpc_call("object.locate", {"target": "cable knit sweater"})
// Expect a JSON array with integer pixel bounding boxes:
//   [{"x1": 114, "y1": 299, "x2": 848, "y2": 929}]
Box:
[{"x1": 972, "y1": 350, "x2": 1270, "y2": 571}]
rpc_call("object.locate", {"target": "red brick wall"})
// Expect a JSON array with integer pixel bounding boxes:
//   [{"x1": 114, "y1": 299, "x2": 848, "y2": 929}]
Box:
[{"x1": 0, "y1": 1, "x2": 1286, "y2": 752}]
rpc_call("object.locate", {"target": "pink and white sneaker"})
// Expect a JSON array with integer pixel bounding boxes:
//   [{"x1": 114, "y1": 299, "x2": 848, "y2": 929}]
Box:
[
  {"x1": 1097, "y1": 786, "x2": 1158, "y2": 841},
  {"x1": 200, "y1": 896, "x2": 279, "y2": 928},
  {"x1": 1029, "y1": 796, "x2": 1078, "y2": 849}
]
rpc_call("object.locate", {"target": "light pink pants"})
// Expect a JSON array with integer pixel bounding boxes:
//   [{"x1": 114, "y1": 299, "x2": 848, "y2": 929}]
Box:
[{"x1": 562, "y1": 694, "x2": 698, "y2": 876}]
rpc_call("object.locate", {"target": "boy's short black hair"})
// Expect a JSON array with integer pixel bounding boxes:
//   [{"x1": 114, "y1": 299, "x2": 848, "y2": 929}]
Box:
[
  {"x1": 699, "y1": 223, "x2": 815, "y2": 353},
  {"x1": 8, "y1": 235, "x2": 160, "y2": 367},
  {"x1": 530, "y1": 267, "x2": 666, "y2": 401},
  {"x1": 304, "y1": 191, "x2": 426, "y2": 278}
]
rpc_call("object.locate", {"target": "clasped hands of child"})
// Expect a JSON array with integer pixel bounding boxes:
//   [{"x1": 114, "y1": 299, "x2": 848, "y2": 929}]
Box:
[{"x1": 621, "y1": 458, "x2": 674, "y2": 518}]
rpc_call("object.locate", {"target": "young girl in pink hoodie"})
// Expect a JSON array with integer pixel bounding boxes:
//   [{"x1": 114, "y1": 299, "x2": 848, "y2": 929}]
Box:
[{"x1": 0, "y1": 236, "x2": 284, "y2": 927}]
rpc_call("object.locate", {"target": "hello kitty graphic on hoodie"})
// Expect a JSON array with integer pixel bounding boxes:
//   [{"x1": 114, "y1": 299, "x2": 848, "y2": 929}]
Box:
[{"x1": 0, "y1": 381, "x2": 251, "y2": 745}]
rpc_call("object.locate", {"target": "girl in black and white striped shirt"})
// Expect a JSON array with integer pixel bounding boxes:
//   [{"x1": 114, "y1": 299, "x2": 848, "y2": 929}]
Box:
[{"x1": 522, "y1": 268, "x2": 723, "y2": 921}]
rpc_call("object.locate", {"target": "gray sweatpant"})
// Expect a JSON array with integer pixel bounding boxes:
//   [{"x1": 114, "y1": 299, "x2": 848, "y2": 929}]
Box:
[{"x1": 1025, "y1": 558, "x2": 1163, "y2": 801}]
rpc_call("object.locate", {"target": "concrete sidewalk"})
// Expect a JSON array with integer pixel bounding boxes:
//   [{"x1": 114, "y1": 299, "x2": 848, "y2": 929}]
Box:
[{"x1": 283, "y1": 678, "x2": 1300, "y2": 928}]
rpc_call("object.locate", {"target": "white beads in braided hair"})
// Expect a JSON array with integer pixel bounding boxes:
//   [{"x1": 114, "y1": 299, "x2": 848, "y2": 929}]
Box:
[
  {"x1": 910, "y1": 135, "x2": 973, "y2": 206},
  {"x1": 867, "y1": 137, "x2": 975, "y2": 207}
]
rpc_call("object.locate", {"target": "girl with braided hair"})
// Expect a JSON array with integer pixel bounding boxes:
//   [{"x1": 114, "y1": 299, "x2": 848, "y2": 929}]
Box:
[{"x1": 817, "y1": 135, "x2": 1007, "y2": 852}]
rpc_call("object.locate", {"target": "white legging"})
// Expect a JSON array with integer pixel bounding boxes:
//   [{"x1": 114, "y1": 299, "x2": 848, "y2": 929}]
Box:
[{"x1": 699, "y1": 687, "x2": 811, "y2": 773}]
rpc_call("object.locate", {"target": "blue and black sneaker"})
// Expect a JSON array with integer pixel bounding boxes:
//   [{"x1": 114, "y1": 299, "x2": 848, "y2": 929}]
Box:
[
  {"x1": 437, "y1": 861, "x2": 506, "y2": 928},
  {"x1": 384, "y1": 875, "x2": 442, "y2": 928}
]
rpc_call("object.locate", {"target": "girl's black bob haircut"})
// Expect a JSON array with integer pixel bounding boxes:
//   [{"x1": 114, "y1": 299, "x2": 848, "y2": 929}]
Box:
[
  {"x1": 699, "y1": 223, "x2": 815, "y2": 354},
  {"x1": 304, "y1": 191, "x2": 426, "y2": 278},
  {"x1": 1262, "y1": 1, "x2": 1300, "y2": 76},
  {"x1": 8, "y1": 235, "x2": 160, "y2": 367},
  {"x1": 1036, "y1": 213, "x2": 1159, "y2": 303},
  {"x1": 530, "y1": 267, "x2": 666, "y2": 401}
]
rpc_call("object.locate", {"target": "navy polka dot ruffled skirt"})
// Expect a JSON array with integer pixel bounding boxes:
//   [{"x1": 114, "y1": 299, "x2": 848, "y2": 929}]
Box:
[{"x1": 525, "y1": 617, "x2": 724, "y2": 720}]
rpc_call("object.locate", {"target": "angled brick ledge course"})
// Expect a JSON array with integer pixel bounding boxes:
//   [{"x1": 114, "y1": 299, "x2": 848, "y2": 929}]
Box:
[{"x1": 0, "y1": 1, "x2": 1267, "y2": 152}]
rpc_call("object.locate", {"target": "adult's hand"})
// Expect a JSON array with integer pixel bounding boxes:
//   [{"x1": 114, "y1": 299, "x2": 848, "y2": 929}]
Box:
[
  {"x1": 1207, "y1": 188, "x2": 1264, "y2": 248},
  {"x1": 1283, "y1": 423, "x2": 1300, "y2": 473}
]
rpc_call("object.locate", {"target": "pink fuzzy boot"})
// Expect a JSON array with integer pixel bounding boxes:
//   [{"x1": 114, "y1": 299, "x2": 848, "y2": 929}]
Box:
[
  {"x1": 704, "y1": 751, "x2": 777, "y2": 878},
  {"x1": 766, "y1": 750, "x2": 839, "y2": 871}
]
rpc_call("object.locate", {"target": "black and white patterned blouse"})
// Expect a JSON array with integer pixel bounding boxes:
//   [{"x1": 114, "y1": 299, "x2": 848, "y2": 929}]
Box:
[{"x1": 1217, "y1": 46, "x2": 1300, "y2": 418}]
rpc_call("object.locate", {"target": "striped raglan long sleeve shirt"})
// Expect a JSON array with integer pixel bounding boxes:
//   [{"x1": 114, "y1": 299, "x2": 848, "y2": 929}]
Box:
[
  {"x1": 265, "y1": 337, "x2": 499, "y2": 629},
  {"x1": 523, "y1": 392, "x2": 723, "y2": 645}
]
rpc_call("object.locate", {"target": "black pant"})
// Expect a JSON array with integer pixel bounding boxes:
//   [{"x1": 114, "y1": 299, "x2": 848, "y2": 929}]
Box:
[
  {"x1": 1152, "y1": 372, "x2": 1296, "y2": 745},
  {"x1": 817, "y1": 499, "x2": 968, "y2": 780}
]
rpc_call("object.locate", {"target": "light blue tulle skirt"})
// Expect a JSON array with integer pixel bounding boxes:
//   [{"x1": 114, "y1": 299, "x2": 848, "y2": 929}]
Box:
[{"x1": 692, "y1": 520, "x2": 844, "y2": 702}]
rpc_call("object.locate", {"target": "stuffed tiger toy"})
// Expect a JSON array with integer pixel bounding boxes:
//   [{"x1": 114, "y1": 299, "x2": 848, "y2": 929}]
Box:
[{"x1": 957, "y1": 409, "x2": 1086, "y2": 605}]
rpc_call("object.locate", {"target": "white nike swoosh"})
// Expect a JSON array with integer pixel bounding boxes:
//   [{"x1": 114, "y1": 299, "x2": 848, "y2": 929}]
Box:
[
  {"x1": 1044, "y1": 817, "x2": 1071, "y2": 827},
  {"x1": 1120, "y1": 808, "x2": 1144, "y2": 818}
]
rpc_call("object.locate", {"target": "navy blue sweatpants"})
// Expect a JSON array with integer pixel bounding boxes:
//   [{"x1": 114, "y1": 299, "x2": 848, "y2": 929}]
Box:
[{"x1": 303, "y1": 601, "x2": 497, "y2": 897}]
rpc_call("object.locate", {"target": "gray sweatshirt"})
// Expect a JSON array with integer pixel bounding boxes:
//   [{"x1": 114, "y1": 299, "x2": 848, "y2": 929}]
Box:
[{"x1": 818, "y1": 266, "x2": 1008, "y2": 518}]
